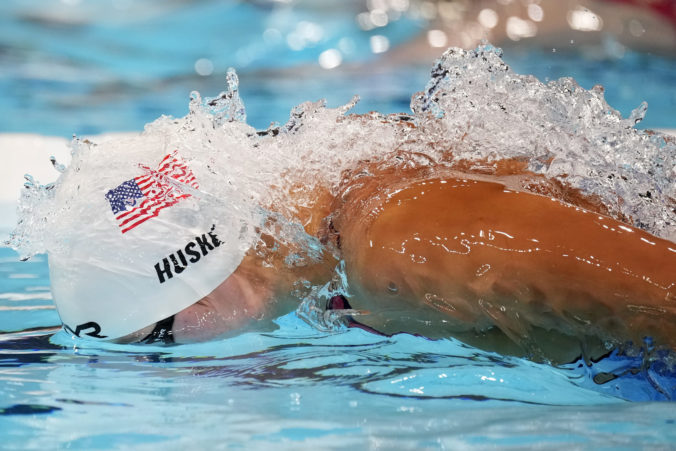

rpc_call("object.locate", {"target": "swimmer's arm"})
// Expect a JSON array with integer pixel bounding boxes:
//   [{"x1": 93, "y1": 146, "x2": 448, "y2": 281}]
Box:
[{"x1": 333, "y1": 172, "x2": 676, "y2": 361}]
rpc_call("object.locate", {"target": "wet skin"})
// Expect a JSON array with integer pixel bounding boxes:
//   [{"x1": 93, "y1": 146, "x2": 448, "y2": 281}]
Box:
[
  {"x1": 142, "y1": 168, "x2": 675, "y2": 364},
  {"x1": 332, "y1": 174, "x2": 676, "y2": 363}
]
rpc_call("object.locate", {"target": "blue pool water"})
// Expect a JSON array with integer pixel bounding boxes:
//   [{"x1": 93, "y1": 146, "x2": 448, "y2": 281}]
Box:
[
  {"x1": 1, "y1": 0, "x2": 674, "y2": 136},
  {"x1": 2, "y1": 1, "x2": 676, "y2": 448},
  {"x1": 1, "y1": 245, "x2": 676, "y2": 449}
]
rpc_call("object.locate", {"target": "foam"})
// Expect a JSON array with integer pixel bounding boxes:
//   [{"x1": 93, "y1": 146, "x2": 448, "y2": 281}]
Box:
[
  {"x1": 0, "y1": 133, "x2": 135, "y2": 241},
  {"x1": 6, "y1": 46, "x2": 675, "y2": 260}
]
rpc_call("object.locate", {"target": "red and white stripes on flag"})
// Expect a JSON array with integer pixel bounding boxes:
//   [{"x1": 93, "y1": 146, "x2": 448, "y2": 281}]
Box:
[{"x1": 108, "y1": 151, "x2": 200, "y2": 234}]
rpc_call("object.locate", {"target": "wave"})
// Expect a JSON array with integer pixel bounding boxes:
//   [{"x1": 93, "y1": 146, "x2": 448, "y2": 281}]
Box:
[{"x1": 8, "y1": 44, "x2": 674, "y2": 260}]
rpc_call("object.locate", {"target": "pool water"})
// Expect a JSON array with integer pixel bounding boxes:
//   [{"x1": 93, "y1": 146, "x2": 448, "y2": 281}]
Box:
[
  {"x1": 2, "y1": 1, "x2": 676, "y2": 449},
  {"x1": 1, "y1": 0, "x2": 674, "y2": 136},
  {"x1": 1, "y1": 246, "x2": 675, "y2": 449}
]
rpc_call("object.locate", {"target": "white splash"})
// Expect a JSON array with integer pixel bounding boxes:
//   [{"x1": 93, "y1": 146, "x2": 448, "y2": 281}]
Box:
[{"x1": 8, "y1": 45, "x2": 675, "y2": 262}]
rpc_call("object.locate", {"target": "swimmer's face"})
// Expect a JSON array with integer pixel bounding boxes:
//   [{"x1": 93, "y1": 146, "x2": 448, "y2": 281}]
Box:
[
  {"x1": 117, "y1": 265, "x2": 268, "y2": 345},
  {"x1": 171, "y1": 270, "x2": 265, "y2": 343}
]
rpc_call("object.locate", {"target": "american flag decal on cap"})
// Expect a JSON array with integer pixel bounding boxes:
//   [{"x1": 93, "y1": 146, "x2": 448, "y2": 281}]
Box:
[{"x1": 105, "y1": 151, "x2": 199, "y2": 234}]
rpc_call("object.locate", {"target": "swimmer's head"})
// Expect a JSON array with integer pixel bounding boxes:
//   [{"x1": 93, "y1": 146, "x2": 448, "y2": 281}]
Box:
[{"x1": 47, "y1": 140, "x2": 255, "y2": 341}]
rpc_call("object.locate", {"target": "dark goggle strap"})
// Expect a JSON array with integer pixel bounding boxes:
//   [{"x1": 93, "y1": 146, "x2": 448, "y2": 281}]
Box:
[{"x1": 141, "y1": 315, "x2": 176, "y2": 344}]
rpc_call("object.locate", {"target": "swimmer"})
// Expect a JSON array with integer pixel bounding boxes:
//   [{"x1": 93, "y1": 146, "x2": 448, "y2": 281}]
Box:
[{"x1": 45, "y1": 144, "x2": 675, "y2": 365}]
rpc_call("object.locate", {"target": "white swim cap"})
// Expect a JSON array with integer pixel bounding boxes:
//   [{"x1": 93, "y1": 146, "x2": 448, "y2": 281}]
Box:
[{"x1": 47, "y1": 140, "x2": 253, "y2": 341}]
